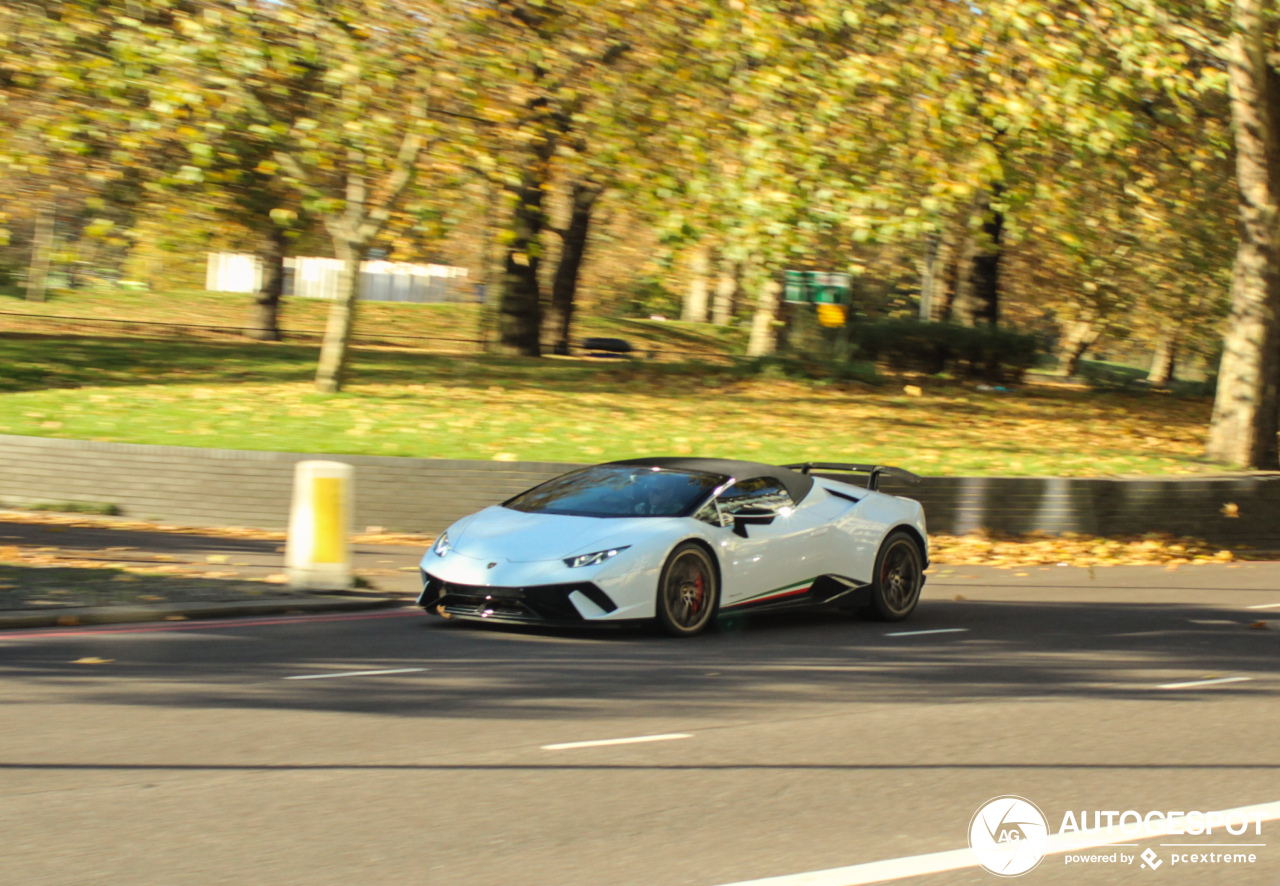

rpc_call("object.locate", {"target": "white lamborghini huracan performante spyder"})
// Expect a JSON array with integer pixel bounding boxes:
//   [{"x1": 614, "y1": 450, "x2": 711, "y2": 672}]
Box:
[{"x1": 418, "y1": 457, "x2": 928, "y2": 637}]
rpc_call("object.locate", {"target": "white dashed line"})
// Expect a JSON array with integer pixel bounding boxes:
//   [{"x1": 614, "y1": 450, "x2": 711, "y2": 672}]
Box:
[
  {"x1": 1157, "y1": 676, "x2": 1253, "y2": 690},
  {"x1": 541, "y1": 733, "x2": 692, "y2": 751},
  {"x1": 285, "y1": 667, "x2": 427, "y2": 680},
  {"x1": 1247, "y1": 602, "x2": 1280, "y2": 609},
  {"x1": 883, "y1": 628, "x2": 969, "y2": 638},
  {"x1": 710, "y1": 800, "x2": 1280, "y2": 886}
]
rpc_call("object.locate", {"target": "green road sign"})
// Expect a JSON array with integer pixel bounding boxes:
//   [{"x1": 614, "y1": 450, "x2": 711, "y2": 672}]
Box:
[{"x1": 783, "y1": 270, "x2": 852, "y2": 305}]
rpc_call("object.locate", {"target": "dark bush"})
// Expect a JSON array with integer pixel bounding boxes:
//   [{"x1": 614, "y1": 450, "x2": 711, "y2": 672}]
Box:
[
  {"x1": 1077, "y1": 359, "x2": 1148, "y2": 390},
  {"x1": 733, "y1": 355, "x2": 882, "y2": 385},
  {"x1": 612, "y1": 275, "x2": 682, "y2": 319},
  {"x1": 849, "y1": 319, "x2": 1041, "y2": 382}
]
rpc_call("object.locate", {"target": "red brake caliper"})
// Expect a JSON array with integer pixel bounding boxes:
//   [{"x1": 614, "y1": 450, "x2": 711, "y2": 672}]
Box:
[{"x1": 692, "y1": 573, "x2": 704, "y2": 613}]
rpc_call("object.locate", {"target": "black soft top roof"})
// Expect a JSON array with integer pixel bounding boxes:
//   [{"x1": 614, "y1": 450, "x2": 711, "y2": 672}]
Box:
[{"x1": 606, "y1": 457, "x2": 815, "y2": 504}]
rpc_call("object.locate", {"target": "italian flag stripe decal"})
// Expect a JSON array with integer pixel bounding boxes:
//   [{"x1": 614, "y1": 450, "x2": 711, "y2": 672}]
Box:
[{"x1": 725, "y1": 578, "x2": 816, "y2": 608}]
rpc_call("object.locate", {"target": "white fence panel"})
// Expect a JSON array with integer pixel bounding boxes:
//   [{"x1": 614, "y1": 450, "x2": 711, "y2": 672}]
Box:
[
  {"x1": 205, "y1": 252, "x2": 262, "y2": 293},
  {"x1": 207, "y1": 254, "x2": 468, "y2": 302},
  {"x1": 288, "y1": 257, "x2": 345, "y2": 300}
]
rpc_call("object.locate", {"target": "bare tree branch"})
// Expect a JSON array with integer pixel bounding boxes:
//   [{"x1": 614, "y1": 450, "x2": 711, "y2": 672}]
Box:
[{"x1": 273, "y1": 150, "x2": 326, "y2": 200}]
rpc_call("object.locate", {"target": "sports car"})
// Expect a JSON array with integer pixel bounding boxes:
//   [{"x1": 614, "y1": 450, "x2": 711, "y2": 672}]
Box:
[{"x1": 418, "y1": 457, "x2": 928, "y2": 636}]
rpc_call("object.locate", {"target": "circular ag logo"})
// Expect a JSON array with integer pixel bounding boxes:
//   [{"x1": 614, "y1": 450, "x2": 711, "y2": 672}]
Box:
[{"x1": 969, "y1": 796, "x2": 1049, "y2": 877}]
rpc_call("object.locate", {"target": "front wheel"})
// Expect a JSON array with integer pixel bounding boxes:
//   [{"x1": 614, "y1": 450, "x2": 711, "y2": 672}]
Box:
[
  {"x1": 655, "y1": 543, "x2": 720, "y2": 637},
  {"x1": 868, "y1": 531, "x2": 924, "y2": 621}
]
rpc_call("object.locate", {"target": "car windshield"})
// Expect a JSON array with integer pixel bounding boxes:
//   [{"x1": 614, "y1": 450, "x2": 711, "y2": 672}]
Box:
[{"x1": 504, "y1": 466, "x2": 725, "y2": 518}]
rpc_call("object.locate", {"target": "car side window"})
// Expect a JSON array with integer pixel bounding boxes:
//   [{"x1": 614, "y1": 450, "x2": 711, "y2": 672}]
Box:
[
  {"x1": 692, "y1": 499, "x2": 722, "y2": 526},
  {"x1": 716, "y1": 477, "x2": 793, "y2": 516}
]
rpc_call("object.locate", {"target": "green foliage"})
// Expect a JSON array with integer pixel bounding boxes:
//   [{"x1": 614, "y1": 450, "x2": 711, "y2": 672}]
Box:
[
  {"x1": 0, "y1": 0, "x2": 1243, "y2": 407},
  {"x1": 0, "y1": 262, "x2": 18, "y2": 296},
  {"x1": 851, "y1": 320, "x2": 1042, "y2": 381}
]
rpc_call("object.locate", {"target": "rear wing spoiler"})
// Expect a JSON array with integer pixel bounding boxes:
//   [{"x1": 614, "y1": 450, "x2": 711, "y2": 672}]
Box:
[{"x1": 782, "y1": 462, "x2": 922, "y2": 492}]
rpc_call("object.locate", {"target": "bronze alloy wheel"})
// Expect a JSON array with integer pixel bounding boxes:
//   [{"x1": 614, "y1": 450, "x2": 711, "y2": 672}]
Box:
[
  {"x1": 869, "y1": 531, "x2": 924, "y2": 621},
  {"x1": 656, "y1": 543, "x2": 719, "y2": 636}
]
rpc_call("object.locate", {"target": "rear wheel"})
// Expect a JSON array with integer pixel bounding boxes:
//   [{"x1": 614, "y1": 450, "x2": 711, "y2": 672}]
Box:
[
  {"x1": 655, "y1": 543, "x2": 719, "y2": 637},
  {"x1": 869, "y1": 531, "x2": 924, "y2": 621}
]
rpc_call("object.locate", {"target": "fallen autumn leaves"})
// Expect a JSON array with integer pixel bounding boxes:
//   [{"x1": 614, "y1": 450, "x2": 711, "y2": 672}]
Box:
[{"x1": 930, "y1": 531, "x2": 1253, "y2": 568}]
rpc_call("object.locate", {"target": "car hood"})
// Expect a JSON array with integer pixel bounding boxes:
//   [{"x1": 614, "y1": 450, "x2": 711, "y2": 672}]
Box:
[{"x1": 451, "y1": 506, "x2": 660, "y2": 563}]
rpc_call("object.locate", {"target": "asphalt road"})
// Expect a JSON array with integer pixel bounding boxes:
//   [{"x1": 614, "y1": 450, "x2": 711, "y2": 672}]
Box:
[{"x1": 1, "y1": 565, "x2": 1278, "y2": 886}]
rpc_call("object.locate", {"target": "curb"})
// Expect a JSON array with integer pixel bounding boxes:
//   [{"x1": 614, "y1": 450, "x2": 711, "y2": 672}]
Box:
[{"x1": 0, "y1": 594, "x2": 405, "y2": 630}]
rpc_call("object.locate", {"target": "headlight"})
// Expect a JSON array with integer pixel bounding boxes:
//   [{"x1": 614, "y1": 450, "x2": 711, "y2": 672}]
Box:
[
  {"x1": 564, "y1": 546, "x2": 629, "y2": 568},
  {"x1": 432, "y1": 531, "x2": 450, "y2": 557}
]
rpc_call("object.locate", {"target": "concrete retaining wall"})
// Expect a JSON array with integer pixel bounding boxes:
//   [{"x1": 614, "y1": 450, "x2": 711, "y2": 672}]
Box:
[
  {"x1": 3, "y1": 435, "x2": 1278, "y2": 547},
  {"x1": 0, "y1": 435, "x2": 576, "y2": 533},
  {"x1": 874, "y1": 474, "x2": 1280, "y2": 547}
]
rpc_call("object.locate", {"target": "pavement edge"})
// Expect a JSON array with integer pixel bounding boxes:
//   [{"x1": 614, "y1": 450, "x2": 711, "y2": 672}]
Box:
[{"x1": 0, "y1": 594, "x2": 406, "y2": 630}]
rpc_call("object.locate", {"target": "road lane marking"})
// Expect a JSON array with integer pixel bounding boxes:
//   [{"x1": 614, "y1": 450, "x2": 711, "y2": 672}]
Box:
[
  {"x1": 883, "y1": 628, "x2": 968, "y2": 637},
  {"x1": 542, "y1": 733, "x2": 692, "y2": 751},
  {"x1": 285, "y1": 667, "x2": 427, "y2": 680},
  {"x1": 0, "y1": 608, "x2": 419, "y2": 640},
  {"x1": 1247, "y1": 602, "x2": 1280, "y2": 609},
  {"x1": 710, "y1": 799, "x2": 1280, "y2": 886},
  {"x1": 1157, "y1": 676, "x2": 1253, "y2": 690}
]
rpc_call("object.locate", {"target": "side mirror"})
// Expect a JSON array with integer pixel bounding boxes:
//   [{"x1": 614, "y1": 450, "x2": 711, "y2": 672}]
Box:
[{"x1": 730, "y1": 506, "x2": 776, "y2": 537}]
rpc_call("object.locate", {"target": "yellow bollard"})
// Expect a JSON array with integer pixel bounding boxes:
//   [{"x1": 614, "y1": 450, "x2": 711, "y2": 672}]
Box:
[{"x1": 286, "y1": 460, "x2": 354, "y2": 590}]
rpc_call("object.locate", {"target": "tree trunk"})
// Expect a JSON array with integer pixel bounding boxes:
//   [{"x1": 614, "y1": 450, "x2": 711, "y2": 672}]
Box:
[
  {"x1": 936, "y1": 229, "x2": 962, "y2": 322},
  {"x1": 683, "y1": 246, "x2": 710, "y2": 323},
  {"x1": 918, "y1": 233, "x2": 939, "y2": 321},
  {"x1": 1057, "y1": 320, "x2": 1099, "y2": 377},
  {"x1": 746, "y1": 278, "x2": 781, "y2": 357},
  {"x1": 1207, "y1": 0, "x2": 1280, "y2": 468},
  {"x1": 969, "y1": 188, "x2": 1003, "y2": 328},
  {"x1": 25, "y1": 201, "x2": 54, "y2": 302},
  {"x1": 1147, "y1": 334, "x2": 1178, "y2": 387},
  {"x1": 314, "y1": 237, "x2": 363, "y2": 393},
  {"x1": 476, "y1": 180, "x2": 498, "y2": 350},
  {"x1": 945, "y1": 234, "x2": 978, "y2": 325},
  {"x1": 274, "y1": 87, "x2": 430, "y2": 392},
  {"x1": 248, "y1": 226, "x2": 288, "y2": 342},
  {"x1": 548, "y1": 182, "x2": 600, "y2": 356},
  {"x1": 712, "y1": 259, "x2": 737, "y2": 325},
  {"x1": 496, "y1": 139, "x2": 553, "y2": 358}
]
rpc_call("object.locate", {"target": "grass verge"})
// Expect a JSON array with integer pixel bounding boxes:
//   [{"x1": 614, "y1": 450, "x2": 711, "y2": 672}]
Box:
[
  {"x1": 0, "y1": 289, "x2": 747, "y2": 357},
  {"x1": 0, "y1": 331, "x2": 1220, "y2": 475}
]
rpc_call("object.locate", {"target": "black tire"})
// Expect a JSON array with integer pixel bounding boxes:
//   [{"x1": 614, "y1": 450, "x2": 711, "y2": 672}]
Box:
[
  {"x1": 868, "y1": 530, "x2": 924, "y2": 621},
  {"x1": 655, "y1": 542, "x2": 720, "y2": 637}
]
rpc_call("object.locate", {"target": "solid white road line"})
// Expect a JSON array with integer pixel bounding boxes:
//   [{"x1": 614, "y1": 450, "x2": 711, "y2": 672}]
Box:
[
  {"x1": 1157, "y1": 676, "x2": 1253, "y2": 690},
  {"x1": 285, "y1": 667, "x2": 427, "y2": 680},
  {"x1": 1247, "y1": 602, "x2": 1280, "y2": 609},
  {"x1": 541, "y1": 733, "x2": 692, "y2": 751},
  {"x1": 883, "y1": 628, "x2": 969, "y2": 638},
  {"x1": 710, "y1": 799, "x2": 1280, "y2": 886}
]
